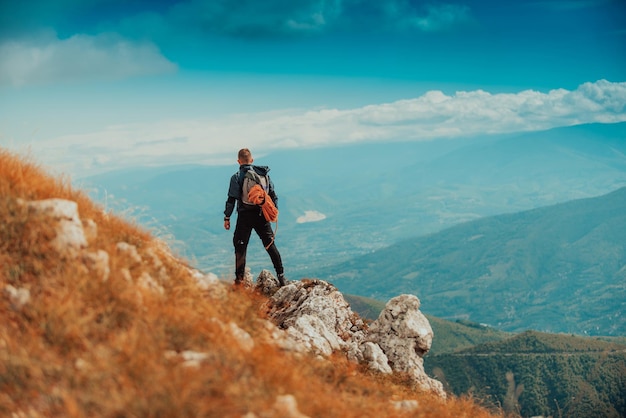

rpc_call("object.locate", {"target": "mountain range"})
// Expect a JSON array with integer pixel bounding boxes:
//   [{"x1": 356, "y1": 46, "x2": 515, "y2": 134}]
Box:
[
  {"x1": 81, "y1": 121, "x2": 626, "y2": 277},
  {"x1": 327, "y1": 186, "x2": 626, "y2": 335},
  {"x1": 80, "y1": 121, "x2": 626, "y2": 336}
]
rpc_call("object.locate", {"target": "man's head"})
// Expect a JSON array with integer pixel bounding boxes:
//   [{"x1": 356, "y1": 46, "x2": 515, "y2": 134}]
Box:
[{"x1": 238, "y1": 148, "x2": 253, "y2": 165}]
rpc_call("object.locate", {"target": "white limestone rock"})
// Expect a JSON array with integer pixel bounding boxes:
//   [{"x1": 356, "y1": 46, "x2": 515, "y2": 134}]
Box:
[
  {"x1": 164, "y1": 350, "x2": 210, "y2": 368},
  {"x1": 25, "y1": 198, "x2": 87, "y2": 257},
  {"x1": 116, "y1": 242, "x2": 142, "y2": 267},
  {"x1": 4, "y1": 285, "x2": 31, "y2": 311},
  {"x1": 137, "y1": 271, "x2": 164, "y2": 295},
  {"x1": 392, "y1": 399, "x2": 419, "y2": 412},
  {"x1": 256, "y1": 269, "x2": 282, "y2": 294},
  {"x1": 228, "y1": 321, "x2": 255, "y2": 352},
  {"x1": 367, "y1": 294, "x2": 445, "y2": 397},
  {"x1": 270, "y1": 394, "x2": 310, "y2": 418},
  {"x1": 82, "y1": 250, "x2": 110, "y2": 282},
  {"x1": 265, "y1": 278, "x2": 366, "y2": 357},
  {"x1": 360, "y1": 341, "x2": 392, "y2": 374},
  {"x1": 82, "y1": 218, "x2": 98, "y2": 245}
]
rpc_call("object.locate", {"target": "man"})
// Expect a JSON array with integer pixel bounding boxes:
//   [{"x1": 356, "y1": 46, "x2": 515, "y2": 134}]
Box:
[{"x1": 224, "y1": 148, "x2": 286, "y2": 286}]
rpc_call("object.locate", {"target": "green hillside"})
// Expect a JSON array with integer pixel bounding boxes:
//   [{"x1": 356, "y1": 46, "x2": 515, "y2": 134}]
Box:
[
  {"x1": 425, "y1": 331, "x2": 626, "y2": 418},
  {"x1": 328, "y1": 187, "x2": 626, "y2": 335},
  {"x1": 343, "y1": 294, "x2": 387, "y2": 321},
  {"x1": 460, "y1": 330, "x2": 626, "y2": 354},
  {"x1": 345, "y1": 295, "x2": 626, "y2": 417},
  {"x1": 426, "y1": 316, "x2": 510, "y2": 356}
]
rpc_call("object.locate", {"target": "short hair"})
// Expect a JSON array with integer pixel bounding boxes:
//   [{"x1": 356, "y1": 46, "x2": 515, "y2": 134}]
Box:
[{"x1": 238, "y1": 148, "x2": 252, "y2": 163}]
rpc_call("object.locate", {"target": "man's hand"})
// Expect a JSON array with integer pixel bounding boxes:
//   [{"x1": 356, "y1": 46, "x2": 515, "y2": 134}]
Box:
[{"x1": 224, "y1": 219, "x2": 231, "y2": 230}]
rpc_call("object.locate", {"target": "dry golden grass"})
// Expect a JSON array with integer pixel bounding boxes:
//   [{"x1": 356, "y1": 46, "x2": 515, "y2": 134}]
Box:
[{"x1": 0, "y1": 149, "x2": 502, "y2": 417}]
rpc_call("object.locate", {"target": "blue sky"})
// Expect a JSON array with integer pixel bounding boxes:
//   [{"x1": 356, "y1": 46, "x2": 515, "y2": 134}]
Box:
[{"x1": 1, "y1": 0, "x2": 625, "y2": 178}]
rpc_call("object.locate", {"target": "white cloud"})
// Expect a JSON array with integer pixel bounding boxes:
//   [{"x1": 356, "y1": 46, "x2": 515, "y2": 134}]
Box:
[
  {"x1": 296, "y1": 211, "x2": 327, "y2": 224},
  {"x1": 11, "y1": 80, "x2": 626, "y2": 178},
  {"x1": 0, "y1": 32, "x2": 177, "y2": 87}
]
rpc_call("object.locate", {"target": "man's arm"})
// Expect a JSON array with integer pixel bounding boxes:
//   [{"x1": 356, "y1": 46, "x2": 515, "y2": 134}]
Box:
[
  {"x1": 224, "y1": 196, "x2": 236, "y2": 230},
  {"x1": 268, "y1": 176, "x2": 278, "y2": 209},
  {"x1": 224, "y1": 174, "x2": 240, "y2": 229},
  {"x1": 224, "y1": 195, "x2": 236, "y2": 218}
]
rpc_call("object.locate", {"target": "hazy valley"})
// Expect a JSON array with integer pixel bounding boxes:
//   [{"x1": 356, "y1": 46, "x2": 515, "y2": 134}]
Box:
[
  {"x1": 325, "y1": 186, "x2": 626, "y2": 335},
  {"x1": 81, "y1": 122, "x2": 626, "y2": 336}
]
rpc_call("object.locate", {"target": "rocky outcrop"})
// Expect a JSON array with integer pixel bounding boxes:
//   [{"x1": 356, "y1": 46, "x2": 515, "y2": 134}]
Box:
[
  {"x1": 366, "y1": 294, "x2": 444, "y2": 395},
  {"x1": 259, "y1": 272, "x2": 445, "y2": 397},
  {"x1": 264, "y1": 278, "x2": 366, "y2": 357}
]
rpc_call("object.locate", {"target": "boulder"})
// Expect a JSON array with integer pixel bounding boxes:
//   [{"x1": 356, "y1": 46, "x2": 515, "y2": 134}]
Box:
[
  {"x1": 24, "y1": 198, "x2": 87, "y2": 257},
  {"x1": 256, "y1": 269, "x2": 282, "y2": 294},
  {"x1": 367, "y1": 294, "x2": 446, "y2": 397},
  {"x1": 4, "y1": 285, "x2": 31, "y2": 311},
  {"x1": 82, "y1": 250, "x2": 110, "y2": 282}
]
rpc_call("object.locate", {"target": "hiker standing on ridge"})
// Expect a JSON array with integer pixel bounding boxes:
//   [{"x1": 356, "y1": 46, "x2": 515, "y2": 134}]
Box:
[{"x1": 224, "y1": 148, "x2": 286, "y2": 286}]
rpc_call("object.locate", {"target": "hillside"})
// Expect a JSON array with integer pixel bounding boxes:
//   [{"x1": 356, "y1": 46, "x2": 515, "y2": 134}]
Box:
[
  {"x1": 0, "y1": 149, "x2": 499, "y2": 417},
  {"x1": 324, "y1": 186, "x2": 626, "y2": 335},
  {"x1": 425, "y1": 331, "x2": 626, "y2": 418},
  {"x1": 459, "y1": 329, "x2": 626, "y2": 354},
  {"x1": 345, "y1": 291, "x2": 626, "y2": 417}
]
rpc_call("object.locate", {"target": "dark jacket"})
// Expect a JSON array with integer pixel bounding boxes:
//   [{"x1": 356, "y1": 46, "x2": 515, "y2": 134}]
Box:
[{"x1": 224, "y1": 164, "x2": 278, "y2": 218}]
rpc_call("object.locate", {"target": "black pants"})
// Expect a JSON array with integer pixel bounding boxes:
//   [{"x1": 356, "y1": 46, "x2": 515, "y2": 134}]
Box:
[{"x1": 233, "y1": 209, "x2": 283, "y2": 280}]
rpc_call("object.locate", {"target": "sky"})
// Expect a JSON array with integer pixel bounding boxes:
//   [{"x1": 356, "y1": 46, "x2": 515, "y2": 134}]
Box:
[{"x1": 0, "y1": 0, "x2": 625, "y2": 179}]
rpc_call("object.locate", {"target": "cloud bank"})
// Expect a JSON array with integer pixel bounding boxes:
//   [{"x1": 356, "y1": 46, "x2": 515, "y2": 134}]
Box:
[
  {"x1": 16, "y1": 80, "x2": 626, "y2": 177},
  {"x1": 0, "y1": 1, "x2": 474, "y2": 88},
  {"x1": 0, "y1": 32, "x2": 177, "y2": 87}
]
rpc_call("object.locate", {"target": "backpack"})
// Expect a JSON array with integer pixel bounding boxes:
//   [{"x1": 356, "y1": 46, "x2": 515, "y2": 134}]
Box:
[{"x1": 241, "y1": 168, "x2": 269, "y2": 208}]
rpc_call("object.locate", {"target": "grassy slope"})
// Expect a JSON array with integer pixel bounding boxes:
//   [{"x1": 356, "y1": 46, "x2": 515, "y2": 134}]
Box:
[{"x1": 0, "y1": 149, "x2": 499, "y2": 418}]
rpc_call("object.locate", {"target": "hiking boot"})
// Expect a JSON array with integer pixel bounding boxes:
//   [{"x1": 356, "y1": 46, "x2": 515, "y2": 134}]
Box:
[
  {"x1": 277, "y1": 273, "x2": 287, "y2": 287},
  {"x1": 233, "y1": 277, "x2": 244, "y2": 288}
]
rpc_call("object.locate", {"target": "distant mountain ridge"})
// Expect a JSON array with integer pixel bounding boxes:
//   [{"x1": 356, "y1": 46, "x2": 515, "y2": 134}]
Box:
[
  {"x1": 324, "y1": 186, "x2": 626, "y2": 336},
  {"x1": 81, "y1": 122, "x2": 626, "y2": 279}
]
